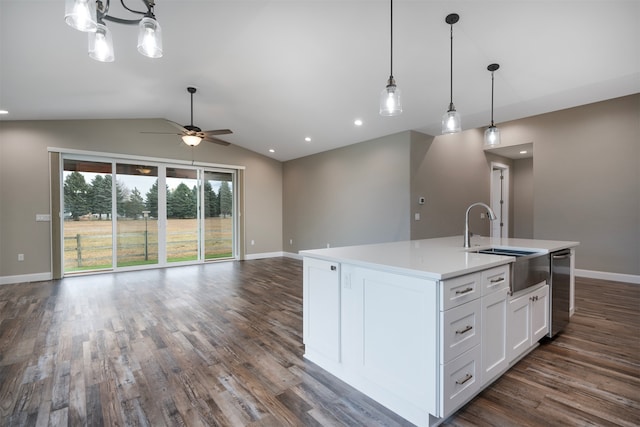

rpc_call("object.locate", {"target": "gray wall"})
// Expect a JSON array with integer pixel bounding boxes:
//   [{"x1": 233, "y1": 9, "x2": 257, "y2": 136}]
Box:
[
  {"x1": 0, "y1": 119, "x2": 283, "y2": 279},
  {"x1": 513, "y1": 158, "x2": 534, "y2": 238},
  {"x1": 500, "y1": 94, "x2": 639, "y2": 275},
  {"x1": 410, "y1": 129, "x2": 510, "y2": 240},
  {"x1": 283, "y1": 94, "x2": 639, "y2": 276},
  {"x1": 282, "y1": 132, "x2": 411, "y2": 252}
]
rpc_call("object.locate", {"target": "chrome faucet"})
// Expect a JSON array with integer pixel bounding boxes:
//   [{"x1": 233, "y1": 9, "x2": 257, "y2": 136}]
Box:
[{"x1": 464, "y1": 202, "x2": 497, "y2": 248}]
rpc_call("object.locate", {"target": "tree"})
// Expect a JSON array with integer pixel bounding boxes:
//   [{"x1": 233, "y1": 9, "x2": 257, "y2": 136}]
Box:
[
  {"x1": 123, "y1": 188, "x2": 145, "y2": 218},
  {"x1": 90, "y1": 175, "x2": 111, "y2": 219},
  {"x1": 204, "y1": 181, "x2": 218, "y2": 217},
  {"x1": 218, "y1": 181, "x2": 233, "y2": 218},
  {"x1": 64, "y1": 171, "x2": 91, "y2": 220},
  {"x1": 169, "y1": 183, "x2": 197, "y2": 218}
]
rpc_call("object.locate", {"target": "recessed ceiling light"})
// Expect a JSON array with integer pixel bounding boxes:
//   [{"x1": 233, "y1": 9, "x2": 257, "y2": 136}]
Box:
[
  {"x1": 269, "y1": 149, "x2": 275, "y2": 153},
  {"x1": 0, "y1": 110, "x2": 8, "y2": 115},
  {"x1": 520, "y1": 150, "x2": 527, "y2": 154},
  {"x1": 304, "y1": 137, "x2": 311, "y2": 142},
  {"x1": 354, "y1": 119, "x2": 363, "y2": 126}
]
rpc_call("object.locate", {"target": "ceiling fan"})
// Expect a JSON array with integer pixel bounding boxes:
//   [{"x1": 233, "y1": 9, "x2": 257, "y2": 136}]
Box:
[{"x1": 143, "y1": 87, "x2": 232, "y2": 146}]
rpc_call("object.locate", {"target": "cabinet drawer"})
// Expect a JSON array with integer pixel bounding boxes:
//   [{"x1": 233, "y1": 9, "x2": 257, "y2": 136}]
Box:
[
  {"x1": 441, "y1": 272, "x2": 481, "y2": 310},
  {"x1": 440, "y1": 298, "x2": 481, "y2": 363},
  {"x1": 481, "y1": 265, "x2": 510, "y2": 296},
  {"x1": 440, "y1": 345, "x2": 481, "y2": 417}
]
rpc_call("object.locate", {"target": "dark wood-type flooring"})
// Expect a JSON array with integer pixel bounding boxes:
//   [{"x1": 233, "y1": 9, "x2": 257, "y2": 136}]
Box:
[{"x1": 0, "y1": 258, "x2": 638, "y2": 426}]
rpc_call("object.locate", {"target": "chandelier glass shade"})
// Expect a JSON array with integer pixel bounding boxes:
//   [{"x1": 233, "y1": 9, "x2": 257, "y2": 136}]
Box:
[
  {"x1": 65, "y1": 0, "x2": 163, "y2": 62},
  {"x1": 88, "y1": 23, "x2": 114, "y2": 62}
]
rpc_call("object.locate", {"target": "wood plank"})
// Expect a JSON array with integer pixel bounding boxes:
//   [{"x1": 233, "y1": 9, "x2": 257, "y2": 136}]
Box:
[{"x1": 0, "y1": 259, "x2": 638, "y2": 426}]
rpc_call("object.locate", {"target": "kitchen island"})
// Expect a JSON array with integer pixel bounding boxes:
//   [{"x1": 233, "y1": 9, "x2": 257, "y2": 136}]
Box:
[{"x1": 300, "y1": 236, "x2": 578, "y2": 427}]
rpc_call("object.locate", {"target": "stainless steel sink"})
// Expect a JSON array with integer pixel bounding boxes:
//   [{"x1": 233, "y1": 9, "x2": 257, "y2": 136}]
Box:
[
  {"x1": 475, "y1": 248, "x2": 540, "y2": 257},
  {"x1": 474, "y1": 247, "x2": 549, "y2": 294}
]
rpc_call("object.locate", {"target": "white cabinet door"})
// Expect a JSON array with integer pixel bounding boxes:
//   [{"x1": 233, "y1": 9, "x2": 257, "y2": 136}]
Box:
[
  {"x1": 346, "y1": 267, "x2": 439, "y2": 414},
  {"x1": 531, "y1": 285, "x2": 549, "y2": 342},
  {"x1": 303, "y1": 257, "x2": 341, "y2": 363},
  {"x1": 507, "y1": 291, "x2": 531, "y2": 362},
  {"x1": 507, "y1": 284, "x2": 550, "y2": 364},
  {"x1": 481, "y1": 287, "x2": 509, "y2": 383}
]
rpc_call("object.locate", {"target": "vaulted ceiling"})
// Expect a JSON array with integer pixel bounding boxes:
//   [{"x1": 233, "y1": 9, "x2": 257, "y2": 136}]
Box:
[{"x1": 1, "y1": 1, "x2": 638, "y2": 161}]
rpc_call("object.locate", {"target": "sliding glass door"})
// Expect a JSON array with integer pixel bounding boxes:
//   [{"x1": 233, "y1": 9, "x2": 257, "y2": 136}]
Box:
[
  {"x1": 63, "y1": 159, "x2": 114, "y2": 272},
  {"x1": 61, "y1": 154, "x2": 237, "y2": 275},
  {"x1": 115, "y1": 163, "x2": 159, "y2": 267}
]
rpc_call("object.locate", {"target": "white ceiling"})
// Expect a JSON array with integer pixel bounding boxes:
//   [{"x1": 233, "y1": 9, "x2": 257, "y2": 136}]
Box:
[{"x1": 1, "y1": 1, "x2": 639, "y2": 161}]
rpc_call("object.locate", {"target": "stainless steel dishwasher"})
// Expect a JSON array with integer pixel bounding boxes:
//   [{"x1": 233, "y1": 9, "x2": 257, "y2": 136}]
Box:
[{"x1": 549, "y1": 249, "x2": 571, "y2": 337}]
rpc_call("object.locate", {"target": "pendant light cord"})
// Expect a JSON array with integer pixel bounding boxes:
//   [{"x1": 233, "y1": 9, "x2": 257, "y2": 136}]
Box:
[
  {"x1": 490, "y1": 71, "x2": 495, "y2": 126},
  {"x1": 389, "y1": 0, "x2": 394, "y2": 78},
  {"x1": 449, "y1": 23, "x2": 453, "y2": 106}
]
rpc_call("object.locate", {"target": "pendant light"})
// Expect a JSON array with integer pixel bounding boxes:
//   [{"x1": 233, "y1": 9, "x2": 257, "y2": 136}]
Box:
[
  {"x1": 484, "y1": 63, "x2": 501, "y2": 146},
  {"x1": 379, "y1": 0, "x2": 402, "y2": 116},
  {"x1": 442, "y1": 13, "x2": 461, "y2": 134}
]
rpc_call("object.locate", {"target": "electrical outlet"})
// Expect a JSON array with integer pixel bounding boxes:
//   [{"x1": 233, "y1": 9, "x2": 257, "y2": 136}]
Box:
[
  {"x1": 18, "y1": 254, "x2": 24, "y2": 261},
  {"x1": 250, "y1": 240, "x2": 255, "y2": 245},
  {"x1": 480, "y1": 213, "x2": 486, "y2": 219},
  {"x1": 327, "y1": 243, "x2": 330, "y2": 248},
  {"x1": 289, "y1": 239, "x2": 293, "y2": 245}
]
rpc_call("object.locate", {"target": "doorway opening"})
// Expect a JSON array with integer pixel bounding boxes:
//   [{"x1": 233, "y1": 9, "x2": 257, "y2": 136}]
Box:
[{"x1": 490, "y1": 162, "x2": 510, "y2": 238}]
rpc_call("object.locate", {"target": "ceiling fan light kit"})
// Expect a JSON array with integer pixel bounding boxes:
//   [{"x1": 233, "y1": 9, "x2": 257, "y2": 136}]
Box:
[
  {"x1": 379, "y1": 0, "x2": 402, "y2": 116},
  {"x1": 141, "y1": 87, "x2": 233, "y2": 148},
  {"x1": 442, "y1": 13, "x2": 462, "y2": 134},
  {"x1": 484, "y1": 63, "x2": 501, "y2": 147},
  {"x1": 65, "y1": 0, "x2": 163, "y2": 62}
]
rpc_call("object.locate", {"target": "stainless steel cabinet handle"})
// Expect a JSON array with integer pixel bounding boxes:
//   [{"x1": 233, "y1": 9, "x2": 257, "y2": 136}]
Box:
[
  {"x1": 490, "y1": 277, "x2": 504, "y2": 283},
  {"x1": 456, "y1": 325, "x2": 473, "y2": 335},
  {"x1": 552, "y1": 254, "x2": 571, "y2": 260},
  {"x1": 456, "y1": 373, "x2": 473, "y2": 385},
  {"x1": 455, "y1": 287, "x2": 474, "y2": 295}
]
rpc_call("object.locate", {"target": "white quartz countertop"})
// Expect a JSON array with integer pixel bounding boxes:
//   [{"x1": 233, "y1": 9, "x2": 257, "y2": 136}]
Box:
[{"x1": 299, "y1": 236, "x2": 579, "y2": 280}]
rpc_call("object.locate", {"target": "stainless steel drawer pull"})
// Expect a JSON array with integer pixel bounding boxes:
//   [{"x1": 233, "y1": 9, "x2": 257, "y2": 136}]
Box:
[
  {"x1": 490, "y1": 277, "x2": 504, "y2": 283},
  {"x1": 455, "y1": 287, "x2": 474, "y2": 295},
  {"x1": 456, "y1": 373, "x2": 473, "y2": 385},
  {"x1": 456, "y1": 325, "x2": 473, "y2": 335}
]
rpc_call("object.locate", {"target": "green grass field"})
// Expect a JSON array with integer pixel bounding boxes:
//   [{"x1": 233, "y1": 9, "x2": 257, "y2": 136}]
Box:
[{"x1": 64, "y1": 217, "x2": 233, "y2": 272}]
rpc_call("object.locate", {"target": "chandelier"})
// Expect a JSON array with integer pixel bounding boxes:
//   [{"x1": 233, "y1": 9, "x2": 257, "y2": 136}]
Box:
[{"x1": 64, "y1": 0, "x2": 163, "y2": 62}]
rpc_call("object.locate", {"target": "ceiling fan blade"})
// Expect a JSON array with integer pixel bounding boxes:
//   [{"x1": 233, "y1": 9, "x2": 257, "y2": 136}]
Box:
[
  {"x1": 202, "y1": 129, "x2": 233, "y2": 136},
  {"x1": 203, "y1": 136, "x2": 231, "y2": 146},
  {"x1": 165, "y1": 119, "x2": 188, "y2": 133}
]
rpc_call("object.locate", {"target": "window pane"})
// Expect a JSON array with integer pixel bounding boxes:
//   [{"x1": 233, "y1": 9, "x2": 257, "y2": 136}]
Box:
[
  {"x1": 116, "y1": 163, "x2": 159, "y2": 267},
  {"x1": 204, "y1": 171, "x2": 234, "y2": 259},
  {"x1": 166, "y1": 167, "x2": 199, "y2": 263},
  {"x1": 63, "y1": 159, "x2": 113, "y2": 272}
]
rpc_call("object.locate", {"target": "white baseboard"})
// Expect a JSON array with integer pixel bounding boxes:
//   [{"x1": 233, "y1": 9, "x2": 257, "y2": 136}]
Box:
[
  {"x1": 0, "y1": 272, "x2": 53, "y2": 286},
  {"x1": 283, "y1": 251, "x2": 302, "y2": 260},
  {"x1": 244, "y1": 251, "x2": 285, "y2": 260},
  {"x1": 575, "y1": 269, "x2": 640, "y2": 284}
]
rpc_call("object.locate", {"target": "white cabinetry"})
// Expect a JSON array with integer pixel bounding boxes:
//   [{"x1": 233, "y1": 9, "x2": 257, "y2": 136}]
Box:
[
  {"x1": 480, "y1": 266, "x2": 510, "y2": 384},
  {"x1": 507, "y1": 283, "x2": 549, "y2": 363},
  {"x1": 302, "y1": 257, "x2": 341, "y2": 364},
  {"x1": 438, "y1": 273, "x2": 482, "y2": 416}
]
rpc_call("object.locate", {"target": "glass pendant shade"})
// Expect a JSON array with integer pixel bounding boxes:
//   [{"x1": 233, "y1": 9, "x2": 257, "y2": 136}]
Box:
[
  {"x1": 88, "y1": 23, "x2": 114, "y2": 62},
  {"x1": 137, "y1": 17, "x2": 163, "y2": 58},
  {"x1": 484, "y1": 125, "x2": 501, "y2": 146},
  {"x1": 442, "y1": 107, "x2": 461, "y2": 134},
  {"x1": 379, "y1": 78, "x2": 402, "y2": 116},
  {"x1": 65, "y1": 0, "x2": 97, "y2": 32},
  {"x1": 182, "y1": 135, "x2": 202, "y2": 146}
]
